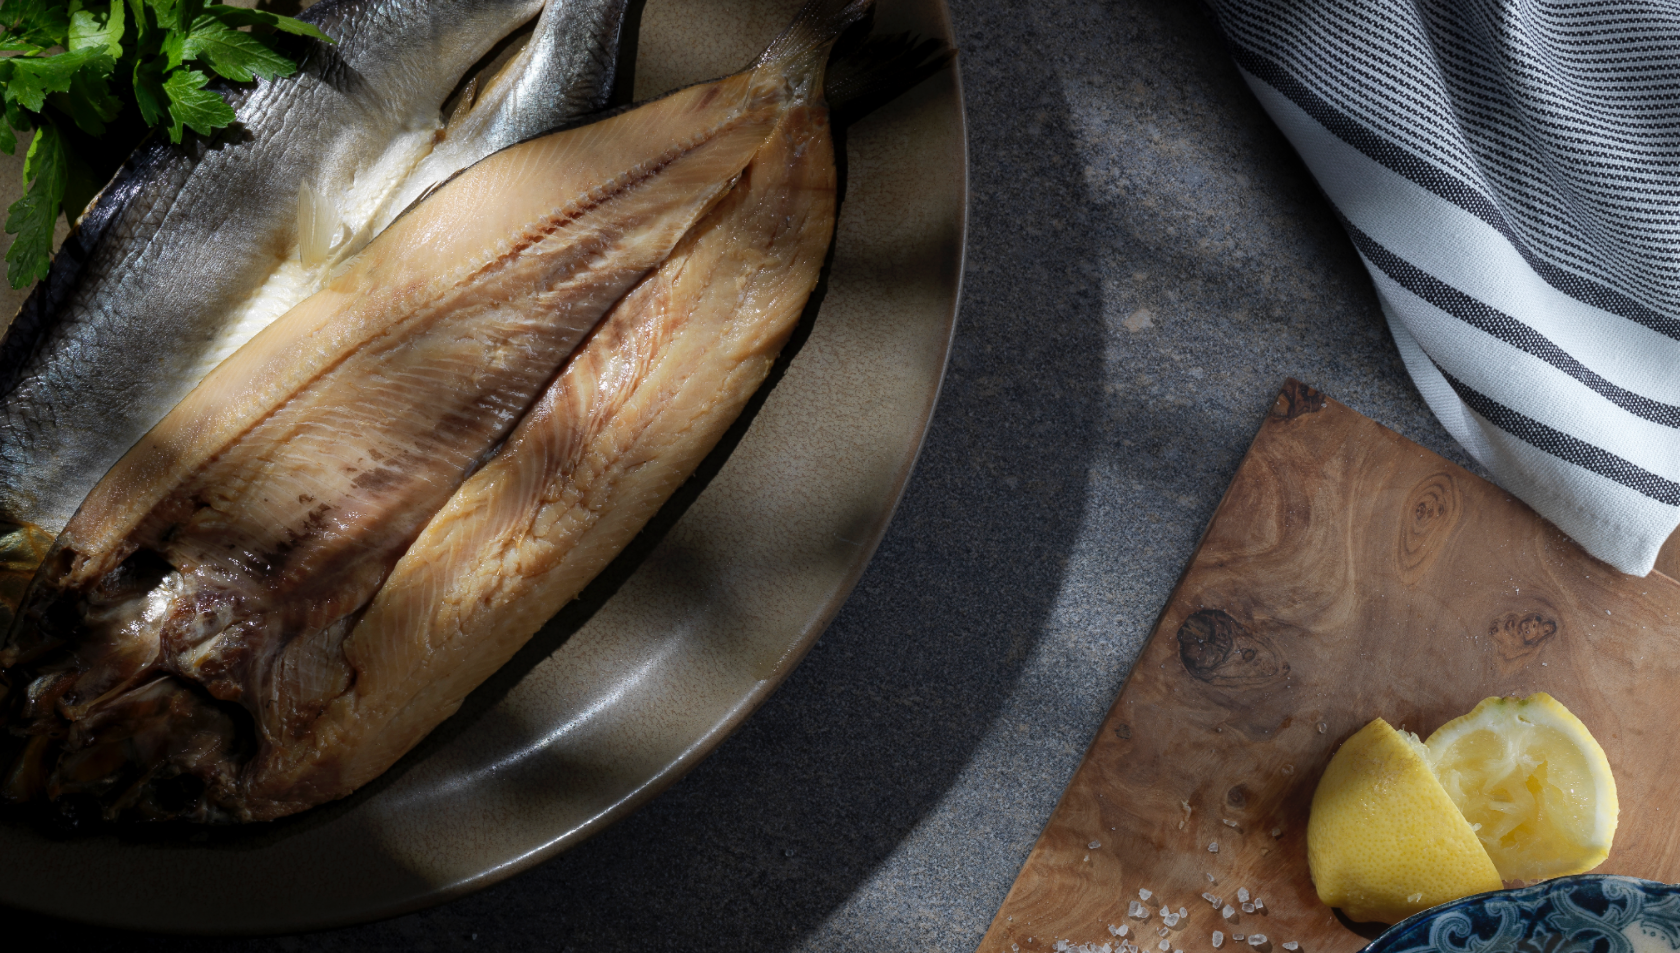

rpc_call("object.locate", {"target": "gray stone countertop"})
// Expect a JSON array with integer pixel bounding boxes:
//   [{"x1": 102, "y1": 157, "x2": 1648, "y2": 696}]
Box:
[{"x1": 13, "y1": 1, "x2": 1485, "y2": 950}]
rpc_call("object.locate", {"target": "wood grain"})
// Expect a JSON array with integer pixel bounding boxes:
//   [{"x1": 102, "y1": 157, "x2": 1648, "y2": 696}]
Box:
[{"x1": 979, "y1": 380, "x2": 1680, "y2": 953}]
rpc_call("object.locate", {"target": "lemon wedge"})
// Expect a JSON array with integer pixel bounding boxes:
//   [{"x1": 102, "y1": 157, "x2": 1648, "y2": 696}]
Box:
[
  {"x1": 1426, "y1": 692, "x2": 1618, "y2": 881},
  {"x1": 1307, "y1": 717, "x2": 1503, "y2": 924}
]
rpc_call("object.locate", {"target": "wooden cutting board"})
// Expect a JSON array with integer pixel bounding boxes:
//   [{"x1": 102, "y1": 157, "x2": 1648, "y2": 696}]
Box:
[{"x1": 978, "y1": 380, "x2": 1680, "y2": 953}]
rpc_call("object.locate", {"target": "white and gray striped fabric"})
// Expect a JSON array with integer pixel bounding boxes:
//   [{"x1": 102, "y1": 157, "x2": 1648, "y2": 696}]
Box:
[{"x1": 1209, "y1": 0, "x2": 1680, "y2": 576}]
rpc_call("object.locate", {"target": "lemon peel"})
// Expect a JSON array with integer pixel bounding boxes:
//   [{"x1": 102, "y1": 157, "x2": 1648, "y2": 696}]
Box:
[{"x1": 1307, "y1": 717, "x2": 1502, "y2": 924}]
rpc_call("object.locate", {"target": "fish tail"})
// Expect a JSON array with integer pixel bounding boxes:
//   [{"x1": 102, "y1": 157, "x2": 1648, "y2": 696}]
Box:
[
  {"x1": 824, "y1": 31, "x2": 955, "y2": 123},
  {"x1": 754, "y1": 0, "x2": 875, "y2": 76}
]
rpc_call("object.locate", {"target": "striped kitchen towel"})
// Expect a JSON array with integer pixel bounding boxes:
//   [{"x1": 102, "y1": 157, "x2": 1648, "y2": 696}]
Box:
[{"x1": 1208, "y1": 0, "x2": 1680, "y2": 576}]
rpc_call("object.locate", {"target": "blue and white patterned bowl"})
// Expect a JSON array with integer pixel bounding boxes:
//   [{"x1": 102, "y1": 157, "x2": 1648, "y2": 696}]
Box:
[{"x1": 1366, "y1": 876, "x2": 1680, "y2": 953}]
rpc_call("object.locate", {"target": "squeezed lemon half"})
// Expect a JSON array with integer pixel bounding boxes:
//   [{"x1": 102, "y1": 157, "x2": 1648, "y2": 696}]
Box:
[
  {"x1": 1307, "y1": 693, "x2": 1617, "y2": 924},
  {"x1": 1428, "y1": 693, "x2": 1618, "y2": 881}
]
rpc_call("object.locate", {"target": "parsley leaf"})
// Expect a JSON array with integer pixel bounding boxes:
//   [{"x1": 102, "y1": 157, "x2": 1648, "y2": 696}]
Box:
[
  {"x1": 161, "y1": 66, "x2": 230, "y2": 141},
  {"x1": 68, "y1": 0, "x2": 124, "y2": 57},
  {"x1": 7, "y1": 47, "x2": 109, "y2": 113},
  {"x1": 131, "y1": 58, "x2": 166, "y2": 127},
  {"x1": 1, "y1": 0, "x2": 70, "y2": 49},
  {"x1": 209, "y1": 6, "x2": 329, "y2": 43},
  {"x1": 171, "y1": 0, "x2": 202, "y2": 35},
  {"x1": 58, "y1": 66, "x2": 122, "y2": 135},
  {"x1": 5, "y1": 121, "x2": 66, "y2": 287},
  {"x1": 178, "y1": 15, "x2": 295, "y2": 83}
]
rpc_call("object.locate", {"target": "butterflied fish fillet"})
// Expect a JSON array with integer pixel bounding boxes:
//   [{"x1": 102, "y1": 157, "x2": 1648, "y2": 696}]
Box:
[
  {"x1": 0, "y1": 0, "x2": 630, "y2": 617},
  {"x1": 0, "y1": 0, "x2": 864, "y2": 823},
  {"x1": 254, "y1": 92, "x2": 839, "y2": 820}
]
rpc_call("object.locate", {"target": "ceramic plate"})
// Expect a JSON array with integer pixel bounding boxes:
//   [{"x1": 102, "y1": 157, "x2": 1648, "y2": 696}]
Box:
[
  {"x1": 0, "y1": 0, "x2": 965, "y2": 932},
  {"x1": 1368, "y1": 876, "x2": 1680, "y2": 953}
]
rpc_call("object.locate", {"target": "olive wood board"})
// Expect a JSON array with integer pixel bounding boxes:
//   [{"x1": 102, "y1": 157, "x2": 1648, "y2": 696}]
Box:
[{"x1": 978, "y1": 380, "x2": 1680, "y2": 953}]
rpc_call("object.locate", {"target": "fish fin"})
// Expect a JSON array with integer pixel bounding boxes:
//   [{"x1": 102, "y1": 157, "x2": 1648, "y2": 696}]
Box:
[
  {"x1": 445, "y1": 76, "x2": 481, "y2": 134},
  {"x1": 754, "y1": 0, "x2": 876, "y2": 71},
  {"x1": 825, "y1": 31, "x2": 955, "y2": 124},
  {"x1": 296, "y1": 182, "x2": 345, "y2": 267}
]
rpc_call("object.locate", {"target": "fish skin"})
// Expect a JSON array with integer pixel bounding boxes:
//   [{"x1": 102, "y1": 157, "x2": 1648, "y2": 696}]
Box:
[
  {"x1": 1, "y1": 25, "x2": 845, "y2": 819},
  {"x1": 0, "y1": 0, "x2": 630, "y2": 557},
  {"x1": 365, "y1": 0, "x2": 632, "y2": 238}
]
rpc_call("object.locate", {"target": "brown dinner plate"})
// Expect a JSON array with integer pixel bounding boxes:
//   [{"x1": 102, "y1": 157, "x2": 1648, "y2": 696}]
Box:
[{"x1": 0, "y1": 0, "x2": 966, "y2": 932}]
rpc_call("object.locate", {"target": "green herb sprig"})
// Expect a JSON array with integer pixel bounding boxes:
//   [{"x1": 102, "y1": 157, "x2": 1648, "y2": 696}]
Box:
[{"x1": 0, "y1": 0, "x2": 332, "y2": 288}]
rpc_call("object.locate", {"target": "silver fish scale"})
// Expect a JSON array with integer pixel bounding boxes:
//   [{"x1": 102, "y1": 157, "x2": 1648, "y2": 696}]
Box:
[{"x1": 0, "y1": 0, "x2": 629, "y2": 539}]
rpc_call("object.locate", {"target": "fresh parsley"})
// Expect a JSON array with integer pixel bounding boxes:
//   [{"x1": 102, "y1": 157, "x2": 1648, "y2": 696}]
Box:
[{"x1": 0, "y1": 0, "x2": 333, "y2": 288}]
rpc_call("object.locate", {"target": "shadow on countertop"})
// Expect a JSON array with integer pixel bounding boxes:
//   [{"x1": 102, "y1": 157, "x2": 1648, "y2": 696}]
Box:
[{"x1": 2, "y1": 0, "x2": 1479, "y2": 949}]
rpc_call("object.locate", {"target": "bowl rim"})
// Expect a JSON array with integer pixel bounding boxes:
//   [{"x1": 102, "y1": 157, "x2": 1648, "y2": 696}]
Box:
[{"x1": 1366, "y1": 874, "x2": 1680, "y2": 953}]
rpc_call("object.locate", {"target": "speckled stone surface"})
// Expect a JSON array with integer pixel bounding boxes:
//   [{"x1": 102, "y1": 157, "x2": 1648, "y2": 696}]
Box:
[{"x1": 8, "y1": 1, "x2": 1483, "y2": 950}]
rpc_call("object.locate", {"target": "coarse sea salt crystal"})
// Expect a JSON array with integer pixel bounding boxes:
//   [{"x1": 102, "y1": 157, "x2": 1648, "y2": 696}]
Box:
[
  {"x1": 1160, "y1": 906, "x2": 1171, "y2": 918},
  {"x1": 1253, "y1": 898, "x2": 1265, "y2": 911},
  {"x1": 1248, "y1": 935, "x2": 1268, "y2": 948},
  {"x1": 1163, "y1": 915, "x2": 1179, "y2": 929},
  {"x1": 1091, "y1": 841, "x2": 1102, "y2": 849},
  {"x1": 1130, "y1": 901, "x2": 1150, "y2": 919},
  {"x1": 1140, "y1": 888, "x2": 1154, "y2": 901},
  {"x1": 1179, "y1": 907, "x2": 1188, "y2": 919},
  {"x1": 1241, "y1": 903, "x2": 1254, "y2": 914},
  {"x1": 1208, "y1": 842, "x2": 1219, "y2": 853},
  {"x1": 1233, "y1": 935, "x2": 1245, "y2": 943},
  {"x1": 1159, "y1": 941, "x2": 1171, "y2": 951},
  {"x1": 1222, "y1": 905, "x2": 1236, "y2": 920},
  {"x1": 1213, "y1": 932, "x2": 1224, "y2": 949},
  {"x1": 1237, "y1": 888, "x2": 1250, "y2": 903},
  {"x1": 1282, "y1": 943, "x2": 1298, "y2": 951},
  {"x1": 1203, "y1": 893, "x2": 1220, "y2": 905},
  {"x1": 1206, "y1": 873, "x2": 1217, "y2": 884},
  {"x1": 1157, "y1": 928, "x2": 1169, "y2": 938},
  {"x1": 1222, "y1": 819, "x2": 1239, "y2": 828},
  {"x1": 1111, "y1": 925, "x2": 1128, "y2": 938}
]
